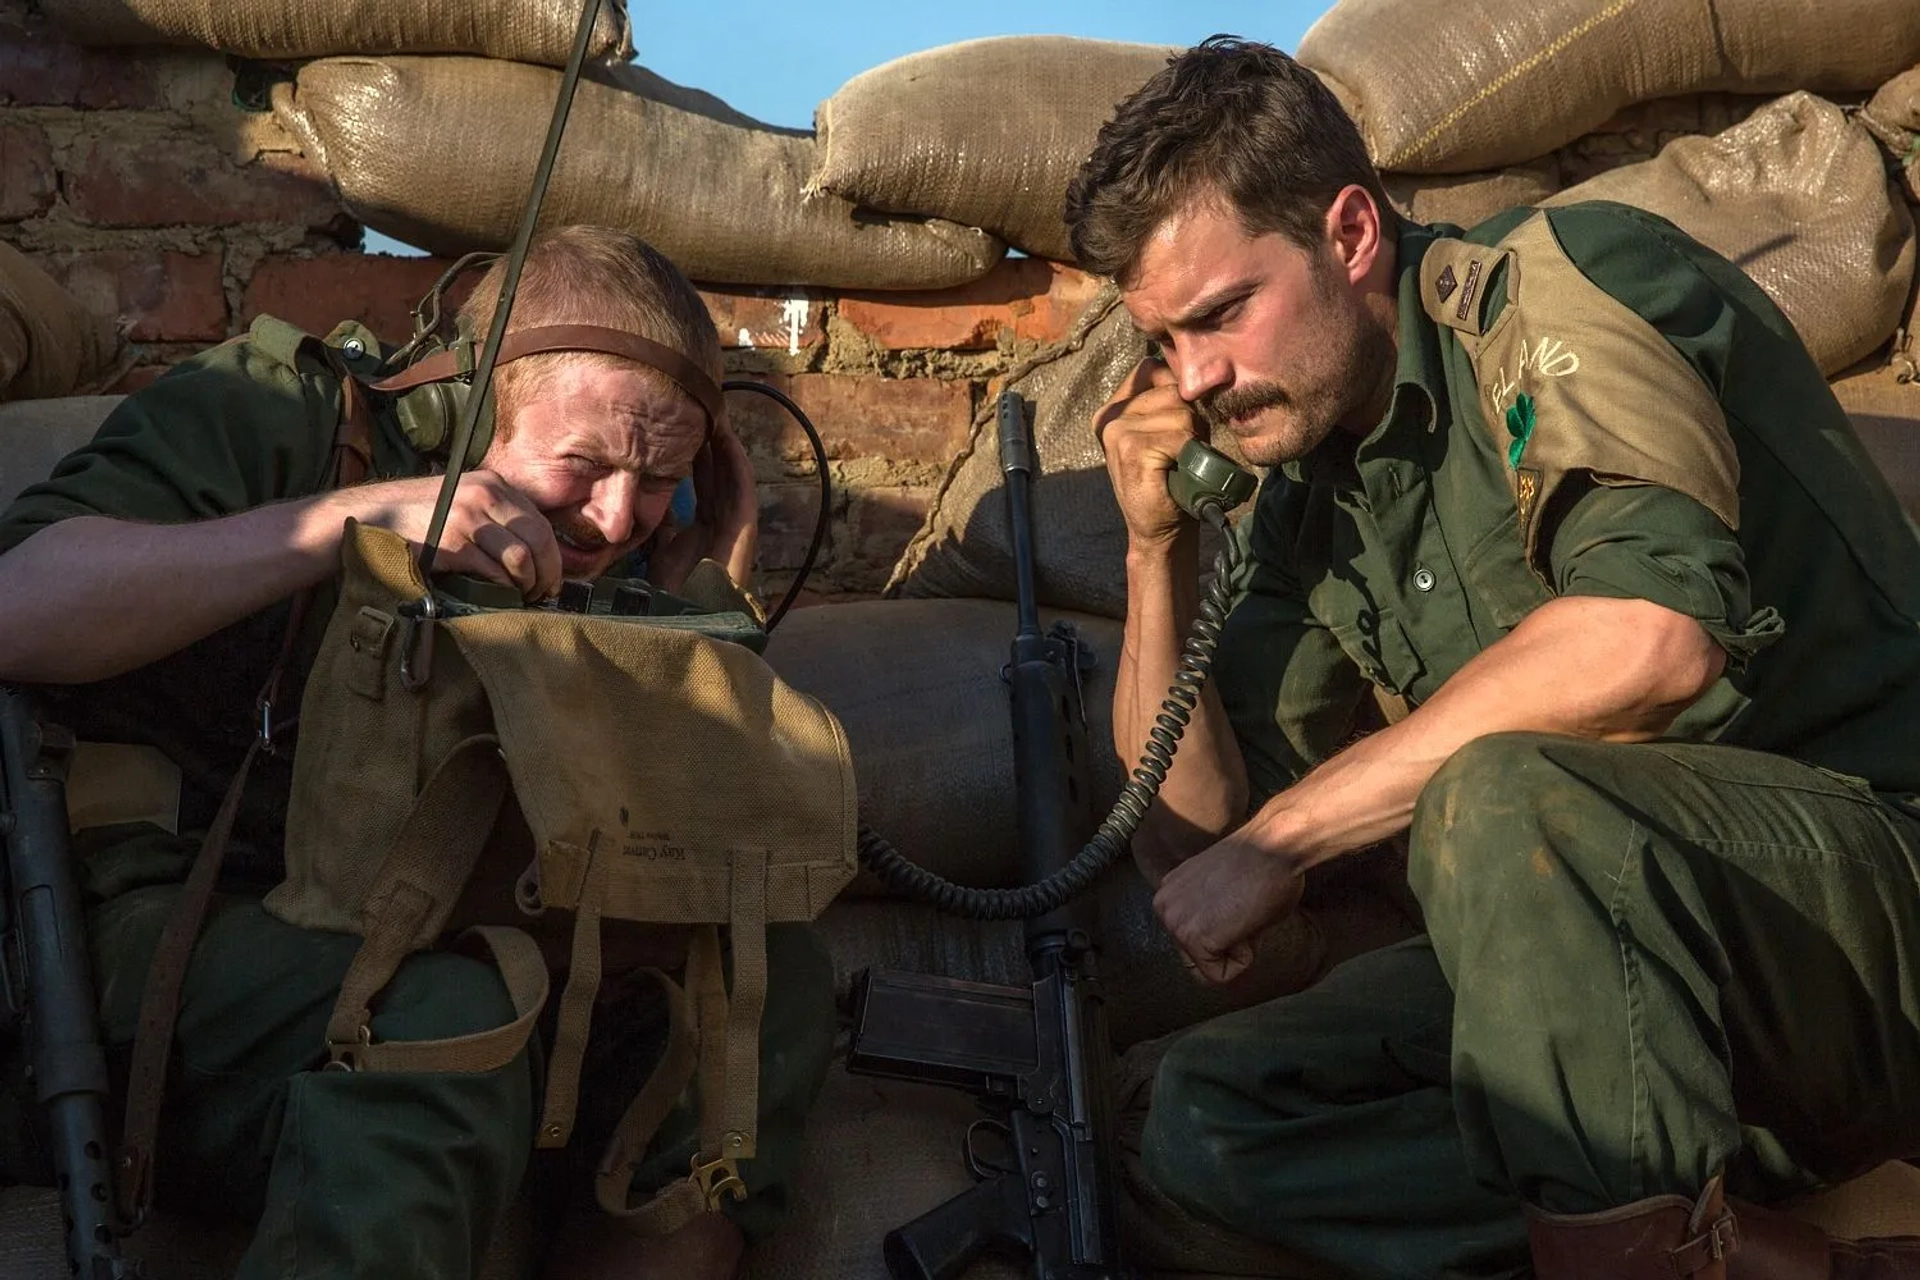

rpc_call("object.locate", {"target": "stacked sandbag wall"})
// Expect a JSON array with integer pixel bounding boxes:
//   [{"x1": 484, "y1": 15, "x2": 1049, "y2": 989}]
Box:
[{"x1": 0, "y1": 0, "x2": 1060, "y2": 601}]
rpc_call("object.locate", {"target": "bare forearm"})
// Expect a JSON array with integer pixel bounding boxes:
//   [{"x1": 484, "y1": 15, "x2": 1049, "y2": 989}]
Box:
[
  {"x1": 0, "y1": 489, "x2": 376, "y2": 683},
  {"x1": 1246, "y1": 595, "x2": 1725, "y2": 872},
  {"x1": 1115, "y1": 531, "x2": 1250, "y2": 880}
]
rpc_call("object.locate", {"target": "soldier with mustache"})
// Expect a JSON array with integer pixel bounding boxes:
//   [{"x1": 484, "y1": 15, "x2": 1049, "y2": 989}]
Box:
[{"x1": 1075, "y1": 36, "x2": 1920, "y2": 1280}]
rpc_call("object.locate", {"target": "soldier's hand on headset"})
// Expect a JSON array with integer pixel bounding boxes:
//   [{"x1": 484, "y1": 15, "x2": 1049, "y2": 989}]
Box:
[
  {"x1": 647, "y1": 415, "x2": 759, "y2": 592},
  {"x1": 350, "y1": 470, "x2": 564, "y2": 601}
]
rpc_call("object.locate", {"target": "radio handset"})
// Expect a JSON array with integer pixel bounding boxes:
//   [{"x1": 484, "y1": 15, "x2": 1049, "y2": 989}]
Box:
[{"x1": 1167, "y1": 438, "x2": 1257, "y2": 523}]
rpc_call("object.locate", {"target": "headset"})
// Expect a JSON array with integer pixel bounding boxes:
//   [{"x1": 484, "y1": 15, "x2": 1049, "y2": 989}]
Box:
[{"x1": 363, "y1": 253, "x2": 831, "y2": 632}]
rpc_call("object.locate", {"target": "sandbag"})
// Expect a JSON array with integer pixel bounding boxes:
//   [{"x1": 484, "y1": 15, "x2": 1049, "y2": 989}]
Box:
[
  {"x1": 0, "y1": 246, "x2": 126, "y2": 404},
  {"x1": 1543, "y1": 93, "x2": 1916, "y2": 376},
  {"x1": 888, "y1": 288, "x2": 1251, "y2": 618},
  {"x1": 1864, "y1": 65, "x2": 1920, "y2": 204},
  {"x1": 0, "y1": 394, "x2": 122, "y2": 507},
  {"x1": 809, "y1": 37, "x2": 1175, "y2": 263},
  {"x1": 1298, "y1": 0, "x2": 1920, "y2": 174},
  {"x1": 764, "y1": 597, "x2": 1127, "y2": 896},
  {"x1": 41, "y1": 0, "x2": 630, "y2": 66},
  {"x1": 274, "y1": 57, "x2": 1005, "y2": 290},
  {"x1": 1384, "y1": 162, "x2": 1560, "y2": 231}
]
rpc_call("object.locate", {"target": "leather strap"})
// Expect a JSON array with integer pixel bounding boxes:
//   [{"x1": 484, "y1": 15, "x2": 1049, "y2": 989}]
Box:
[
  {"x1": 116, "y1": 734, "x2": 260, "y2": 1225},
  {"x1": 322, "y1": 737, "x2": 527, "y2": 1071},
  {"x1": 535, "y1": 839, "x2": 609, "y2": 1149},
  {"x1": 370, "y1": 324, "x2": 724, "y2": 429},
  {"x1": 592, "y1": 966, "x2": 702, "y2": 1226},
  {"x1": 330, "y1": 926, "x2": 549, "y2": 1075}
]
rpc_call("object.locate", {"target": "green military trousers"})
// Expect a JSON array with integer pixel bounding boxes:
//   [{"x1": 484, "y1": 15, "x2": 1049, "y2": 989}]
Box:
[
  {"x1": 2, "y1": 868, "x2": 834, "y2": 1280},
  {"x1": 1142, "y1": 732, "x2": 1920, "y2": 1280}
]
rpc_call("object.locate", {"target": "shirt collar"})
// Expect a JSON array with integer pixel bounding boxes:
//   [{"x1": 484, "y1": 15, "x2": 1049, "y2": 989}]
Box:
[{"x1": 1283, "y1": 219, "x2": 1446, "y2": 484}]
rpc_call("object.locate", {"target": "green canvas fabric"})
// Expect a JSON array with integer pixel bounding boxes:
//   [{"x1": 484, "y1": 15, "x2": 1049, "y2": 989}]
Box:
[
  {"x1": 1145, "y1": 735, "x2": 1920, "y2": 1280},
  {"x1": 0, "y1": 317, "x2": 831, "y2": 1271},
  {"x1": 1217, "y1": 203, "x2": 1920, "y2": 805}
]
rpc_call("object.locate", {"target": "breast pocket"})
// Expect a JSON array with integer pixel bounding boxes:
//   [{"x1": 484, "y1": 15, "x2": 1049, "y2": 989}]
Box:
[
  {"x1": 1460, "y1": 509, "x2": 1553, "y2": 632},
  {"x1": 1326, "y1": 606, "x2": 1428, "y2": 698}
]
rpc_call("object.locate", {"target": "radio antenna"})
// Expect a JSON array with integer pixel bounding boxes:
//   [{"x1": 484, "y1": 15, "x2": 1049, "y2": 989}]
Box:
[{"x1": 412, "y1": 0, "x2": 605, "y2": 586}]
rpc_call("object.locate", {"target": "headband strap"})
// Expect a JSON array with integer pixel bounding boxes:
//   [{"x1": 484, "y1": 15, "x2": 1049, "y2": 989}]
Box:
[{"x1": 371, "y1": 323, "x2": 725, "y2": 428}]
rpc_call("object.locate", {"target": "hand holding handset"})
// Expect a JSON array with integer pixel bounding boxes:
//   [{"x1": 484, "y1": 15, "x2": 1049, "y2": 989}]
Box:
[{"x1": 1167, "y1": 438, "x2": 1258, "y2": 522}]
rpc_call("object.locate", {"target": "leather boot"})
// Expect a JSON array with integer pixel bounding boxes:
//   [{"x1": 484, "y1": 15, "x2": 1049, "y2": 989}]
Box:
[
  {"x1": 1528, "y1": 1175, "x2": 1920, "y2": 1279},
  {"x1": 1528, "y1": 1175, "x2": 1740, "y2": 1279}
]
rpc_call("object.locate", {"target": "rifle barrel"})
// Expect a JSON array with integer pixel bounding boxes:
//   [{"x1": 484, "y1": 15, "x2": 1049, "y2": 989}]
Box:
[{"x1": 1, "y1": 689, "x2": 134, "y2": 1276}]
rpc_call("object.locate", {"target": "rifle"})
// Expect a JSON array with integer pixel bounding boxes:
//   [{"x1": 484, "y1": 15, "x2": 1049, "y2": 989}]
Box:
[
  {"x1": 0, "y1": 687, "x2": 138, "y2": 1278},
  {"x1": 845, "y1": 391, "x2": 1127, "y2": 1280}
]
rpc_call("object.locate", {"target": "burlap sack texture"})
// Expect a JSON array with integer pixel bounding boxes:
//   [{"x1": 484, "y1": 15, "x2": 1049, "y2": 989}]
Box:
[
  {"x1": 808, "y1": 36, "x2": 1553, "y2": 266},
  {"x1": 1383, "y1": 161, "x2": 1561, "y2": 232},
  {"x1": 1299, "y1": 0, "x2": 1920, "y2": 174},
  {"x1": 765, "y1": 597, "x2": 1127, "y2": 898},
  {"x1": 1864, "y1": 65, "x2": 1920, "y2": 205},
  {"x1": 810, "y1": 37, "x2": 1176, "y2": 263},
  {"x1": 1545, "y1": 92, "x2": 1917, "y2": 376},
  {"x1": 41, "y1": 0, "x2": 630, "y2": 66},
  {"x1": 273, "y1": 57, "x2": 1005, "y2": 290},
  {"x1": 888, "y1": 287, "x2": 1252, "y2": 618},
  {"x1": 0, "y1": 246, "x2": 126, "y2": 404}
]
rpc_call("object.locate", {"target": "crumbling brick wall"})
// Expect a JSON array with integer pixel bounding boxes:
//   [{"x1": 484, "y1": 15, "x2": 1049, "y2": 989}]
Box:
[
  {"x1": 0, "y1": 2, "x2": 1112, "y2": 601},
  {"x1": 0, "y1": 0, "x2": 1781, "y2": 601}
]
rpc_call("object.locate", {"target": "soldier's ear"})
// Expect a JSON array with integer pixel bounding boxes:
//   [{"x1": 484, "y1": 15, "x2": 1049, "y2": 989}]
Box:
[{"x1": 1325, "y1": 184, "x2": 1385, "y2": 286}]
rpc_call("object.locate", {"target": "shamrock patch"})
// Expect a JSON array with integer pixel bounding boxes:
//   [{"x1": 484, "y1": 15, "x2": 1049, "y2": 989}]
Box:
[{"x1": 1505, "y1": 391, "x2": 1536, "y2": 470}]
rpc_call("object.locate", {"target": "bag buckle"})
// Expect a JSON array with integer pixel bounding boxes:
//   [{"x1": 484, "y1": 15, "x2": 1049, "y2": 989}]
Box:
[
  {"x1": 689, "y1": 1151, "x2": 747, "y2": 1210},
  {"x1": 323, "y1": 1024, "x2": 374, "y2": 1073}
]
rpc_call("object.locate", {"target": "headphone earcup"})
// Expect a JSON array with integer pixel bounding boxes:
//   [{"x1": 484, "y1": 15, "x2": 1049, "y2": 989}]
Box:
[{"x1": 392, "y1": 379, "x2": 493, "y2": 462}]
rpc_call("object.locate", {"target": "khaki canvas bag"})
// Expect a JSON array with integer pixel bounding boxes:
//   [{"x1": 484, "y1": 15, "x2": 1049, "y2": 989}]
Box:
[{"x1": 264, "y1": 520, "x2": 857, "y2": 1231}]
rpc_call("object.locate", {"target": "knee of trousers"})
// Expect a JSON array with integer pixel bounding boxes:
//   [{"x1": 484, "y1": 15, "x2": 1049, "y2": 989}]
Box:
[
  {"x1": 1140, "y1": 1029, "x2": 1269, "y2": 1222},
  {"x1": 1407, "y1": 732, "x2": 1637, "y2": 949}
]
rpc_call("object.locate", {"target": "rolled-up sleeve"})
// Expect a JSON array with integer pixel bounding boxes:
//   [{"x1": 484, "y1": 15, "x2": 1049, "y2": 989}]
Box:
[
  {"x1": 0, "y1": 334, "x2": 337, "y2": 554},
  {"x1": 1545, "y1": 476, "x2": 1784, "y2": 666}
]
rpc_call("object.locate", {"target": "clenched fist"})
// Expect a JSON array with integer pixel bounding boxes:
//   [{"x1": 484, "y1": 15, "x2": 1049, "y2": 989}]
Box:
[{"x1": 1093, "y1": 356, "x2": 1208, "y2": 553}]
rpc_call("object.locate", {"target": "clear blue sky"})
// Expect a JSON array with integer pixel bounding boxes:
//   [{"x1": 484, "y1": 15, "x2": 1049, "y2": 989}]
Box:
[
  {"x1": 639, "y1": 2, "x2": 1332, "y2": 130},
  {"x1": 365, "y1": 2, "x2": 1332, "y2": 253}
]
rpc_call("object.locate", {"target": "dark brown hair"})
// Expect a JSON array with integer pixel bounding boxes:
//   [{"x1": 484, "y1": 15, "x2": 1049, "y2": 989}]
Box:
[
  {"x1": 458, "y1": 224, "x2": 722, "y2": 424},
  {"x1": 1065, "y1": 36, "x2": 1390, "y2": 282}
]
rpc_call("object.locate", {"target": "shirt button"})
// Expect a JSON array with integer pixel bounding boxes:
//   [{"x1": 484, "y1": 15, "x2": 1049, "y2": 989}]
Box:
[{"x1": 1413, "y1": 566, "x2": 1437, "y2": 592}]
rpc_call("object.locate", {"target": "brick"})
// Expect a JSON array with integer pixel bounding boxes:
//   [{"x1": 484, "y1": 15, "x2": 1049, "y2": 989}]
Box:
[
  {"x1": 242, "y1": 253, "x2": 468, "y2": 344},
  {"x1": 727, "y1": 373, "x2": 973, "y2": 466},
  {"x1": 700, "y1": 288, "x2": 824, "y2": 352},
  {"x1": 40, "y1": 249, "x2": 227, "y2": 342},
  {"x1": 0, "y1": 12, "x2": 164, "y2": 108},
  {"x1": 837, "y1": 259, "x2": 1102, "y2": 351},
  {"x1": 0, "y1": 124, "x2": 55, "y2": 221},
  {"x1": 66, "y1": 137, "x2": 347, "y2": 231},
  {"x1": 845, "y1": 485, "x2": 934, "y2": 572},
  {"x1": 755, "y1": 483, "x2": 833, "y2": 572}
]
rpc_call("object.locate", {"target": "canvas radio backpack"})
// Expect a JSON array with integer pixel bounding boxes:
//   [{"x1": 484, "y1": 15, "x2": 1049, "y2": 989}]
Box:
[{"x1": 116, "y1": 314, "x2": 858, "y2": 1236}]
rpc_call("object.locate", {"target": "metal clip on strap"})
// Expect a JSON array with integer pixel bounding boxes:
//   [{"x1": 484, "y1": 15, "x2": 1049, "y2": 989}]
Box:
[{"x1": 690, "y1": 1152, "x2": 748, "y2": 1210}]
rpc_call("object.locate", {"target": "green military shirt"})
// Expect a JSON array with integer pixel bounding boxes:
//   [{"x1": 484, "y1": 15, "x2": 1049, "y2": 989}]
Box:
[
  {"x1": 0, "y1": 315, "x2": 483, "y2": 879},
  {"x1": 1218, "y1": 201, "x2": 1920, "y2": 805}
]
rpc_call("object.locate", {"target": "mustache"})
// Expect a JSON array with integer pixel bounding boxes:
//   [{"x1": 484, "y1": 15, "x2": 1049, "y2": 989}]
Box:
[
  {"x1": 549, "y1": 512, "x2": 611, "y2": 553},
  {"x1": 1199, "y1": 380, "x2": 1293, "y2": 430}
]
